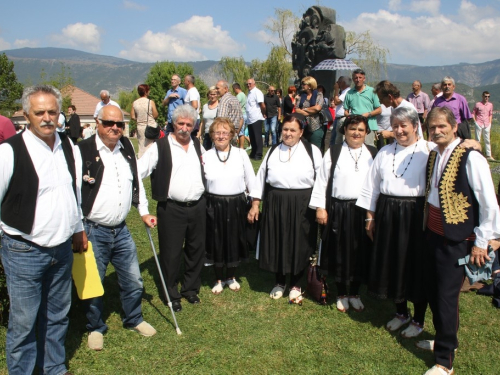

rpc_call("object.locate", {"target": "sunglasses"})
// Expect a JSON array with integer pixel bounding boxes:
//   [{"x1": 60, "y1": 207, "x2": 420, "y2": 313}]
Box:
[
  {"x1": 484, "y1": 95, "x2": 490, "y2": 98},
  {"x1": 100, "y1": 120, "x2": 125, "y2": 129}
]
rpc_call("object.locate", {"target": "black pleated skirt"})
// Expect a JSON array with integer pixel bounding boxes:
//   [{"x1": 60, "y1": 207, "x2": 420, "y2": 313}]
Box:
[
  {"x1": 205, "y1": 192, "x2": 248, "y2": 267},
  {"x1": 319, "y1": 198, "x2": 369, "y2": 284},
  {"x1": 258, "y1": 186, "x2": 317, "y2": 275},
  {"x1": 368, "y1": 194, "x2": 426, "y2": 303}
]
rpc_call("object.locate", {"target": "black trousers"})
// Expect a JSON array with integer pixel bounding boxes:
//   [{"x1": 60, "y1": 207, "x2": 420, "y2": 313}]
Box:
[
  {"x1": 156, "y1": 197, "x2": 206, "y2": 301},
  {"x1": 248, "y1": 120, "x2": 263, "y2": 159},
  {"x1": 424, "y1": 229, "x2": 469, "y2": 369}
]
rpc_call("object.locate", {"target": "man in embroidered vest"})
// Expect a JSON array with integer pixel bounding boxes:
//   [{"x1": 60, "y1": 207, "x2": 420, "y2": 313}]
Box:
[
  {"x1": 422, "y1": 106, "x2": 500, "y2": 375},
  {"x1": 75, "y1": 105, "x2": 157, "y2": 350},
  {"x1": 138, "y1": 104, "x2": 206, "y2": 313},
  {"x1": 0, "y1": 85, "x2": 87, "y2": 375}
]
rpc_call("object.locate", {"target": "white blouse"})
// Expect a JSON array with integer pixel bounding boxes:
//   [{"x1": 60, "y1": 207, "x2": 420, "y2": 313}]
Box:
[
  {"x1": 250, "y1": 141, "x2": 322, "y2": 199},
  {"x1": 310, "y1": 143, "x2": 374, "y2": 209},
  {"x1": 356, "y1": 138, "x2": 431, "y2": 212},
  {"x1": 204, "y1": 147, "x2": 255, "y2": 195}
]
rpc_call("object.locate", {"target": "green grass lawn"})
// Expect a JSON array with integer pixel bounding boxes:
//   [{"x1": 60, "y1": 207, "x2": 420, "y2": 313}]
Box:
[{"x1": 1, "y1": 136, "x2": 500, "y2": 375}]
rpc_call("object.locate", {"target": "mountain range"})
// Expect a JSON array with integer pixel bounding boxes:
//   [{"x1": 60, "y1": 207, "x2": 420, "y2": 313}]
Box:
[{"x1": 2, "y1": 47, "x2": 500, "y2": 110}]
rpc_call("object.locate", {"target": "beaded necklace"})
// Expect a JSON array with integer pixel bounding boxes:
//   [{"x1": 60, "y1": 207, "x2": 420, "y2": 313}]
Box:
[
  {"x1": 392, "y1": 140, "x2": 418, "y2": 178},
  {"x1": 216, "y1": 145, "x2": 231, "y2": 163},
  {"x1": 346, "y1": 141, "x2": 362, "y2": 172}
]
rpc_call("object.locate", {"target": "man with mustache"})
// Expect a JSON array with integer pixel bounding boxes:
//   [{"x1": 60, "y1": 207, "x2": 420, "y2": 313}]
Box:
[
  {"x1": 432, "y1": 76, "x2": 473, "y2": 139},
  {"x1": 139, "y1": 104, "x2": 206, "y2": 313},
  {"x1": 0, "y1": 85, "x2": 87, "y2": 375},
  {"x1": 75, "y1": 105, "x2": 157, "y2": 351},
  {"x1": 421, "y1": 106, "x2": 500, "y2": 375}
]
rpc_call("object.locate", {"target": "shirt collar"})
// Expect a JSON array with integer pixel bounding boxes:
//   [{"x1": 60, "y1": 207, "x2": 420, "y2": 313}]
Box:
[
  {"x1": 95, "y1": 133, "x2": 123, "y2": 152},
  {"x1": 25, "y1": 128, "x2": 62, "y2": 151}
]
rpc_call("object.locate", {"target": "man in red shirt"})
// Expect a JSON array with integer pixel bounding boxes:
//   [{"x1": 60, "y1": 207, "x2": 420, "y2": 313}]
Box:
[{"x1": 472, "y1": 91, "x2": 494, "y2": 160}]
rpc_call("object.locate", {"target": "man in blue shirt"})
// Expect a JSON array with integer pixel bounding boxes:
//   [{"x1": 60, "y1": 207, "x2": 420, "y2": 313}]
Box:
[{"x1": 162, "y1": 74, "x2": 187, "y2": 133}]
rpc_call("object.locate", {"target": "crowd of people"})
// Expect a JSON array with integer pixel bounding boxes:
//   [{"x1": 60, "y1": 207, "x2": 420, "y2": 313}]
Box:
[{"x1": 0, "y1": 68, "x2": 498, "y2": 375}]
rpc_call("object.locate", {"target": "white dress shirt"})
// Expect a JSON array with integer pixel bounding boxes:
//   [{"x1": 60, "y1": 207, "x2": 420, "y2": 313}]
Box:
[
  {"x1": 204, "y1": 147, "x2": 255, "y2": 195},
  {"x1": 0, "y1": 130, "x2": 84, "y2": 246},
  {"x1": 310, "y1": 143, "x2": 374, "y2": 209},
  {"x1": 138, "y1": 134, "x2": 206, "y2": 202},
  {"x1": 93, "y1": 99, "x2": 120, "y2": 119},
  {"x1": 427, "y1": 137, "x2": 500, "y2": 249},
  {"x1": 335, "y1": 87, "x2": 350, "y2": 118},
  {"x1": 250, "y1": 141, "x2": 322, "y2": 199},
  {"x1": 74, "y1": 135, "x2": 149, "y2": 226},
  {"x1": 356, "y1": 138, "x2": 431, "y2": 212}
]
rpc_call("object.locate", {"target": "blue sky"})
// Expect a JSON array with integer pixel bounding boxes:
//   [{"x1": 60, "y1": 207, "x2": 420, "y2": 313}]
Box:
[{"x1": 0, "y1": 0, "x2": 499, "y2": 66}]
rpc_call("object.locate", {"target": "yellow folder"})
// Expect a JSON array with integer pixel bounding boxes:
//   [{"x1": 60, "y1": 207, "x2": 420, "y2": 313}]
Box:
[{"x1": 72, "y1": 241, "x2": 104, "y2": 300}]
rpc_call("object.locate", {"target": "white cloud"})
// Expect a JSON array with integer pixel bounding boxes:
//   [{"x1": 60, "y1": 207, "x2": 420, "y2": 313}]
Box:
[
  {"x1": 249, "y1": 30, "x2": 274, "y2": 44},
  {"x1": 409, "y1": 0, "x2": 440, "y2": 16},
  {"x1": 0, "y1": 38, "x2": 11, "y2": 50},
  {"x1": 51, "y1": 23, "x2": 101, "y2": 52},
  {"x1": 123, "y1": 0, "x2": 147, "y2": 11},
  {"x1": 119, "y1": 16, "x2": 243, "y2": 62},
  {"x1": 342, "y1": 6, "x2": 500, "y2": 65},
  {"x1": 14, "y1": 39, "x2": 38, "y2": 48},
  {"x1": 388, "y1": 0, "x2": 402, "y2": 11}
]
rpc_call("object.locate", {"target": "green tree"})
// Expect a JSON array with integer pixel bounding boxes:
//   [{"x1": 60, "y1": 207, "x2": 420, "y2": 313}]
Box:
[
  {"x1": 263, "y1": 8, "x2": 300, "y2": 58},
  {"x1": 0, "y1": 53, "x2": 23, "y2": 117},
  {"x1": 345, "y1": 30, "x2": 389, "y2": 83},
  {"x1": 144, "y1": 61, "x2": 208, "y2": 126},
  {"x1": 219, "y1": 57, "x2": 251, "y2": 88},
  {"x1": 260, "y1": 46, "x2": 293, "y2": 91}
]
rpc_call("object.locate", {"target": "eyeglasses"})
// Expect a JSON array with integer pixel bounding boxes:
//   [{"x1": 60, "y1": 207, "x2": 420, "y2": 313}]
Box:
[
  {"x1": 100, "y1": 120, "x2": 125, "y2": 129},
  {"x1": 214, "y1": 131, "x2": 230, "y2": 137}
]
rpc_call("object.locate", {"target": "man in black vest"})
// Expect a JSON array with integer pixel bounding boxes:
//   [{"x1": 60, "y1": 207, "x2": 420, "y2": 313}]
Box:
[
  {"x1": 76, "y1": 105, "x2": 157, "y2": 351},
  {"x1": 421, "y1": 107, "x2": 500, "y2": 375},
  {"x1": 0, "y1": 85, "x2": 87, "y2": 375},
  {"x1": 138, "y1": 104, "x2": 206, "y2": 313}
]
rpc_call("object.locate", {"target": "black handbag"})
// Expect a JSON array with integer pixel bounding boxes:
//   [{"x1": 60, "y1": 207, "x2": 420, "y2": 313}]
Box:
[
  {"x1": 320, "y1": 103, "x2": 333, "y2": 123},
  {"x1": 144, "y1": 100, "x2": 160, "y2": 139}
]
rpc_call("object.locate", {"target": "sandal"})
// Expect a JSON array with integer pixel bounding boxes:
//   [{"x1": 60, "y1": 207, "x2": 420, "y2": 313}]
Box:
[
  {"x1": 226, "y1": 278, "x2": 241, "y2": 292},
  {"x1": 289, "y1": 287, "x2": 304, "y2": 305}
]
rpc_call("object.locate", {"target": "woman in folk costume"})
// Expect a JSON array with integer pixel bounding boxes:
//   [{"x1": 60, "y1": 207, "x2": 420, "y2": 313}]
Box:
[{"x1": 248, "y1": 114, "x2": 322, "y2": 304}]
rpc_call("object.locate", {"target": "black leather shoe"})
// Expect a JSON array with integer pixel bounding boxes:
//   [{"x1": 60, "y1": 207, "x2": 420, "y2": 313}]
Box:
[
  {"x1": 186, "y1": 295, "x2": 200, "y2": 304},
  {"x1": 171, "y1": 300, "x2": 182, "y2": 312}
]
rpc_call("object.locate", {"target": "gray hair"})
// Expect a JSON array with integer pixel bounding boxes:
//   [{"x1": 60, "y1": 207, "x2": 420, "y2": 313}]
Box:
[
  {"x1": 172, "y1": 104, "x2": 198, "y2": 124},
  {"x1": 99, "y1": 90, "x2": 110, "y2": 98},
  {"x1": 217, "y1": 80, "x2": 229, "y2": 90},
  {"x1": 185, "y1": 74, "x2": 195, "y2": 84},
  {"x1": 390, "y1": 106, "x2": 420, "y2": 129},
  {"x1": 339, "y1": 76, "x2": 352, "y2": 86},
  {"x1": 22, "y1": 85, "x2": 62, "y2": 113},
  {"x1": 441, "y1": 76, "x2": 455, "y2": 86},
  {"x1": 432, "y1": 82, "x2": 441, "y2": 91},
  {"x1": 97, "y1": 106, "x2": 124, "y2": 121}
]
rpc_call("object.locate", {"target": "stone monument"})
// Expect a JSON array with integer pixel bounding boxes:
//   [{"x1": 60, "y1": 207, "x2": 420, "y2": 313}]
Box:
[{"x1": 291, "y1": 6, "x2": 346, "y2": 99}]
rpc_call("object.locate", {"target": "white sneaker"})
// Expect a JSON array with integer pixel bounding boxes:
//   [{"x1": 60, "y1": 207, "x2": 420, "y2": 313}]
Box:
[
  {"x1": 132, "y1": 321, "x2": 157, "y2": 337},
  {"x1": 270, "y1": 284, "x2": 286, "y2": 299},
  {"x1": 386, "y1": 313, "x2": 411, "y2": 331},
  {"x1": 88, "y1": 331, "x2": 103, "y2": 351},
  {"x1": 336, "y1": 296, "x2": 349, "y2": 312},
  {"x1": 416, "y1": 340, "x2": 434, "y2": 351},
  {"x1": 211, "y1": 280, "x2": 225, "y2": 295},
  {"x1": 401, "y1": 321, "x2": 423, "y2": 338},
  {"x1": 424, "y1": 364, "x2": 454, "y2": 375},
  {"x1": 348, "y1": 296, "x2": 364, "y2": 312},
  {"x1": 289, "y1": 287, "x2": 303, "y2": 304},
  {"x1": 226, "y1": 278, "x2": 240, "y2": 291}
]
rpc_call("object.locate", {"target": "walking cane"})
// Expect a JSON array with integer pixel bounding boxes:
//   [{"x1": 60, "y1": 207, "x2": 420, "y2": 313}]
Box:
[{"x1": 145, "y1": 224, "x2": 182, "y2": 335}]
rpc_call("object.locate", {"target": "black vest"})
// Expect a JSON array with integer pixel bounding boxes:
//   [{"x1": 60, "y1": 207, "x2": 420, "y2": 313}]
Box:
[
  {"x1": 150, "y1": 136, "x2": 205, "y2": 202},
  {"x1": 425, "y1": 146, "x2": 480, "y2": 242},
  {"x1": 77, "y1": 135, "x2": 140, "y2": 217},
  {"x1": 1, "y1": 132, "x2": 76, "y2": 234}
]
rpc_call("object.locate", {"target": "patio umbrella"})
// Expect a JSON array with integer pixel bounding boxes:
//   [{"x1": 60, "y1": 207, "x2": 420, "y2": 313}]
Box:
[{"x1": 312, "y1": 59, "x2": 360, "y2": 71}]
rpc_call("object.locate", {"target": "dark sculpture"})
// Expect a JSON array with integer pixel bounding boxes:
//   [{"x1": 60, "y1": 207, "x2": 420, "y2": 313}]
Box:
[{"x1": 292, "y1": 6, "x2": 346, "y2": 96}]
